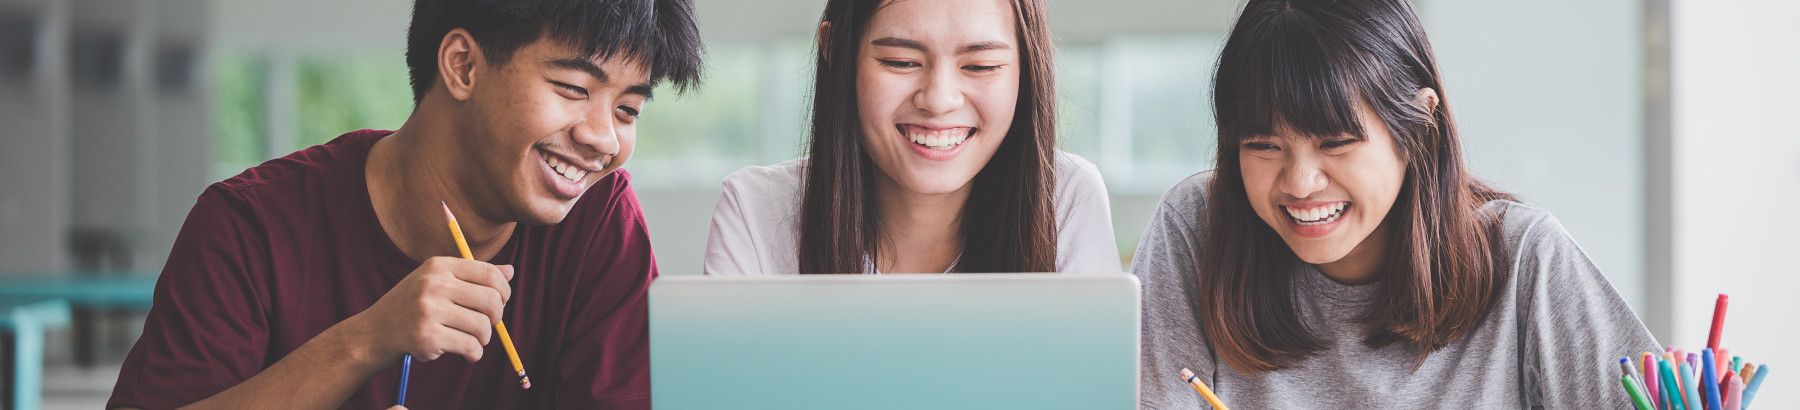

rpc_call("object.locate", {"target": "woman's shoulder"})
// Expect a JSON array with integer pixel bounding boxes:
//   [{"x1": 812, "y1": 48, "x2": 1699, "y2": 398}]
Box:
[
  {"x1": 1051, "y1": 150, "x2": 1105, "y2": 195},
  {"x1": 708, "y1": 159, "x2": 808, "y2": 276},
  {"x1": 721, "y1": 158, "x2": 807, "y2": 193},
  {"x1": 1154, "y1": 170, "x2": 1218, "y2": 221},
  {"x1": 1130, "y1": 170, "x2": 1217, "y2": 268},
  {"x1": 714, "y1": 158, "x2": 808, "y2": 233},
  {"x1": 1480, "y1": 199, "x2": 1570, "y2": 257},
  {"x1": 1480, "y1": 199, "x2": 1614, "y2": 294}
]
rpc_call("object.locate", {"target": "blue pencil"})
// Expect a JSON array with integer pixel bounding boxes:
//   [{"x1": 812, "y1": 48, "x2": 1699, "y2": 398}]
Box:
[
  {"x1": 396, "y1": 353, "x2": 413, "y2": 406},
  {"x1": 1743, "y1": 364, "x2": 1768, "y2": 409},
  {"x1": 1702, "y1": 349, "x2": 1723, "y2": 410}
]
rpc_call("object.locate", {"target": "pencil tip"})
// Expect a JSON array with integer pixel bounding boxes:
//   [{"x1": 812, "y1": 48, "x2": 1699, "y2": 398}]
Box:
[{"x1": 440, "y1": 201, "x2": 455, "y2": 221}]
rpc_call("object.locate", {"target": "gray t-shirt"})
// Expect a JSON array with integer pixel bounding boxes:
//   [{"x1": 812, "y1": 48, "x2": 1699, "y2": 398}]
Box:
[{"x1": 1134, "y1": 172, "x2": 1659, "y2": 409}]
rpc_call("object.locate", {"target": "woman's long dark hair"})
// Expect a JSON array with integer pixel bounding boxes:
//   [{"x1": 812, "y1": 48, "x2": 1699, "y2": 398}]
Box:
[
  {"x1": 798, "y1": 0, "x2": 1059, "y2": 274},
  {"x1": 1200, "y1": 0, "x2": 1515, "y2": 373}
]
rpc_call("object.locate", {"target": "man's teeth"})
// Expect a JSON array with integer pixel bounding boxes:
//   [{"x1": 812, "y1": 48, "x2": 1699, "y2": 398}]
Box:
[
  {"x1": 1285, "y1": 202, "x2": 1349, "y2": 225},
  {"x1": 544, "y1": 154, "x2": 589, "y2": 182},
  {"x1": 906, "y1": 127, "x2": 970, "y2": 150}
]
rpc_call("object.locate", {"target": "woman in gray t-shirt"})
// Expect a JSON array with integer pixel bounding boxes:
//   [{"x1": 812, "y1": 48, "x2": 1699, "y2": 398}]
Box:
[{"x1": 1133, "y1": 0, "x2": 1658, "y2": 408}]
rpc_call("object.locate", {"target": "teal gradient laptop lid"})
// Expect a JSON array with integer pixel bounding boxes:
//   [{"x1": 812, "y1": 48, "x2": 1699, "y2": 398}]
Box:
[{"x1": 649, "y1": 273, "x2": 1141, "y2": 409}]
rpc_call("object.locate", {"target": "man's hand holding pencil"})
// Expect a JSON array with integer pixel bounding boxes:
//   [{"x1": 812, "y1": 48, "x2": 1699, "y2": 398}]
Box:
[{"x1": 341, "y1": 256, "x2": 515, "y2": 364}]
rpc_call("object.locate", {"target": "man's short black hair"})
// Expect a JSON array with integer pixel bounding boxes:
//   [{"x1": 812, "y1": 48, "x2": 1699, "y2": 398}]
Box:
[{"x1": 405, "y1": 0, "x2": 704, "y2": 103}]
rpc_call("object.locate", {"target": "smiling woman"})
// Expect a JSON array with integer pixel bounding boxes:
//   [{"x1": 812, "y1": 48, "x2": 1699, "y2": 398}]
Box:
[
  {"x1": 1131, "y1": 0, "x2": 1660, "y2": 408},
  {"x1": 702, "y1": 0, "x2": 1121, "y2": 276}
]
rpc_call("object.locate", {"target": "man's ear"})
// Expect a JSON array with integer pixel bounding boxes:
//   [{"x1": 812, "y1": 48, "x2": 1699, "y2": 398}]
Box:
[
  {"x1": 438, "y1": 28, "x2": 483, "y2": 102},
  {"x1": 1414, "y1": 87, "x2": 1441, "y2": 115}
]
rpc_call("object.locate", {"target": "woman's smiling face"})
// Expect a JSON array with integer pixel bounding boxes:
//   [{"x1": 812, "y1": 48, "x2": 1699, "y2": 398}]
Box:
[
  {"x1": 854, "y1": 0, "x2": 1021, "y2": 196},
  {"x1": 1238, "y1": 101, "x2": 1409, "y2": 272}
]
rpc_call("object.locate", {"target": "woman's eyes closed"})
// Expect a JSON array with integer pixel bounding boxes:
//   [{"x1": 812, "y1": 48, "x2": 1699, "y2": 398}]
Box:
[
  {"x1": 877, "y1": 60, "x2": 1004, "y2": 73},
  {"x1": 1243, "y1": 141, "x2": 1280, "y2": 151},
  {"x1": 878, "y1": 59, "x2": 920, "y2": 69},
  {"x1": 1243, "y1": 138, "x2": 1358, "y2": 154},
  {"x1": 1320, "y1": 138, "x2": 1359, "y2": 150},
  {"x1": 962, "y1": 64, "x2": 1002, "y2": 73}
]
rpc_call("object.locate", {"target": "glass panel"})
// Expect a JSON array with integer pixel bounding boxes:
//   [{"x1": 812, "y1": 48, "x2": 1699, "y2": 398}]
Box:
[
  {"x1": 212, "y1": 54, "x2": 267, "y2": 179},
  {"x1": 292, "y1": 56, "x2": 413, "y2": 149}
]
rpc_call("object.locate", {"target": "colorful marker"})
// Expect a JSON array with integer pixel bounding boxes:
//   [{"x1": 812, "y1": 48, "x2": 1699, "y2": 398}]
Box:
[
  {"x1": 1707, "y1": 294, "x2": 1727, "y2": 351},
  {"x1": 1660, "y1": 358, "x2": 1686, "y2": 410},
  {"x1": 1703, "y1": 349, "x2": 1724, "y2": 410},
  {"x1": 1623, "y1": 357, "x2": 1645, "y2": 396},
  {"x1": 1723, "y1": 372, "x2": 1743, "y2": 410},
  {"x1": 1680, "y1": 360, "x2": 1701, "y2": 410},
  {"x1": 1645, "y1": 352, "x2": 1661, "y2": 408},
  {"x1": 1742, "y1": 364, "x2": 1767, "y2": 409}
]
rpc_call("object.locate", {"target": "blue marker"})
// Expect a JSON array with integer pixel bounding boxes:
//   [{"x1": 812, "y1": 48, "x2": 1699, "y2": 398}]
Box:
[
  {"x1": 1702, "y1": 349, "x2": 1723, "y2": 410},
  {"x1": 1743, "y1": 364, "x2": 1768, "y2": 409},
  {"x1": 1679, "y1": 360, "x2": 1701, "y2": 410}
]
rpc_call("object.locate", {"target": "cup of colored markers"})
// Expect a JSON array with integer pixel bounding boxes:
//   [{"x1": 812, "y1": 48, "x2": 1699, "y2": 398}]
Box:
[{"x1": 1616, "y1": 293, "x2": 1771, "y2": 410}]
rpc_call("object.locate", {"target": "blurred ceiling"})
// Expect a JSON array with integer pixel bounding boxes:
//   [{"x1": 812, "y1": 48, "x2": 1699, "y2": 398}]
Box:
[{"x1": 209, "y1": 0, "x2": 1242, "y2": 54}]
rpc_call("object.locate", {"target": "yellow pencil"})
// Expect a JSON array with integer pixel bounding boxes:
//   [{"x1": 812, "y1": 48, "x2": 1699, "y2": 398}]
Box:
[
  {"x1": 1180, "y1": 368, "x2": 1229, "y2": 410},
  {"x1": 443, "y1": 201, "x2": 532, "y2": 390}
]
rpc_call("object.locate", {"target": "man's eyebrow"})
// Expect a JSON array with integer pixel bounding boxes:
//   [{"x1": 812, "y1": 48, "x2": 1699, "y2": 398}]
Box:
[
  {"x1": 626, "y1": 83, "x2": 655, "y2": 101},
  {"x1": 546, "y1": 57, "x2": 610, "y2": 83}
]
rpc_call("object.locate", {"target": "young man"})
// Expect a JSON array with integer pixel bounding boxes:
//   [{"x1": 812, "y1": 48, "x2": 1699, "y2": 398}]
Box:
[{"x1": 106, "y1": 0, "x2": 701, "y2": 408}]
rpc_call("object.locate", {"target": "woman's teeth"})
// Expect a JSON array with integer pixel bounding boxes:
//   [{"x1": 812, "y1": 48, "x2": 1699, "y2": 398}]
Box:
[
  {"x1": 904, "y1": 126, "x2": 971, "y2": 150},
  {"x1": 544, "y1": 153, "x2": 589, "y2": 182},
  {"x1": 1285, "y1": 202, "x2": 1349, "y2": 225}
]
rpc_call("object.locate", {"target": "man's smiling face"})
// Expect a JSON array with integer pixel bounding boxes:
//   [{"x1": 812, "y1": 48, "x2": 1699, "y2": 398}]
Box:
[{"x1": 457, "y1": 37, "x2": 654, "y2": 224}]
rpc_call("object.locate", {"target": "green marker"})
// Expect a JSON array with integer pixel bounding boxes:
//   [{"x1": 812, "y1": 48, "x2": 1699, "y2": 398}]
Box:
[{"x1": 1622, "y1": 375, "x2": 1653, "y2": 410}]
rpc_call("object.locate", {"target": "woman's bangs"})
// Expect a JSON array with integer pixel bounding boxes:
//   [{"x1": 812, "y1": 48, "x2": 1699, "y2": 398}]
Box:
[{"x1": 1214, "y1": 18, "x2": 1368, "y2": 143}]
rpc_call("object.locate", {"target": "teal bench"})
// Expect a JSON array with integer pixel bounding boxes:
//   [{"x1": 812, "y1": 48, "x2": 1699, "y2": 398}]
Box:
[
  {"x1": 0, "y1": 275, "x2": 157, "y2": 308},
  {"x1": 0, "y1": 274, "x2": 156, "y2": 409},
  {"x1": 1, "y1": 299, "x2": 73, "y2": 410}
]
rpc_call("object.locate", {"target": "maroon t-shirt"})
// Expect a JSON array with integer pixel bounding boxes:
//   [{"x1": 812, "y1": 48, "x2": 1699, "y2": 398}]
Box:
[{"x1": 108, "y1": 130, "x2": 656, "y2": 409}]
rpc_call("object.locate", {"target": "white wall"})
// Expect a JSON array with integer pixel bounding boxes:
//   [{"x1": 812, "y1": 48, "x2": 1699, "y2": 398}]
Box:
[
  {"x1": 146, "y1": 0, "x2": 213, "y2": 272},
  {"x1": 68, "y1": 0, "x2": 152, "y2": 270},
  {"x1": 1420, "y1": 0, "x2": 1650, "y2": 317},
  {"x1": 1670, "y1": 0, "x2": 1800, "y2": 408},
  {"x1": 0, "y1": 0, "x2": 70, "y2": 273},
  {"x1": 0, "y1": 0, "x2": 209, "y2": 275}
]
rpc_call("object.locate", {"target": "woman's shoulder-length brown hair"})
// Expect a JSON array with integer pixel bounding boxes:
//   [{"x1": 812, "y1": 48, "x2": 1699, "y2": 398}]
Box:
[
  {"x1": 796, "y1": 0, "x2": 1060, "y2": 274},
  {"x1": 1200, "y1": 0, "x2": 1516, "y2": 373}
]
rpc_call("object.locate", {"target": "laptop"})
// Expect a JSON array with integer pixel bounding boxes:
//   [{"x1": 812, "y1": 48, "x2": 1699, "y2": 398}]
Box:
[{"x1": 649, "y1": 273, "x2": 1140, "y2": 409}]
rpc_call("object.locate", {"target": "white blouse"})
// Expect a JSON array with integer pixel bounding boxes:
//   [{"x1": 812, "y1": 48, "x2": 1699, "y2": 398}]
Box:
[{"x1": 703, "y1": 151, "x2": 1122, "y2": 275}]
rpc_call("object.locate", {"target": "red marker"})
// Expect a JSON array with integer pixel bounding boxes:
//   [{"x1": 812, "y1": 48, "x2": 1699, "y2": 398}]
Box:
[{"x1": 1707, "y1": 294, "x2": 1728, "y2": 352}]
